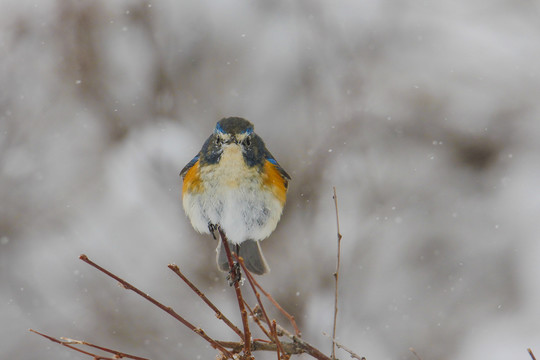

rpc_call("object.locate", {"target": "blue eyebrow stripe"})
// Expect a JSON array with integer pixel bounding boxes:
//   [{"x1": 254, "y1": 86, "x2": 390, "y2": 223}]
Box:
[
  {"x1": 215, "y1": 123, "x2": 225, "y2": 133},
  {"x1": 243, "y1": 127, "x2": 254, "y2": 135},
  {"x1": 267, "y1": 158, "x2": 278, "y2": 165}
]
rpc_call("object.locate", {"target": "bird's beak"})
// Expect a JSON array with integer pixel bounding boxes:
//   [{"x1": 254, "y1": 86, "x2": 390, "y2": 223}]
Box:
[{"x1": 223, "y1": 137, "x2": 239, "y2": 145}]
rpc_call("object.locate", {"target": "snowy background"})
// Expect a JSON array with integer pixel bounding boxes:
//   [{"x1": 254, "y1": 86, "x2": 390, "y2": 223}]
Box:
[{"x1": 1, "y1": 0, "x2": 540, "y2": 359}]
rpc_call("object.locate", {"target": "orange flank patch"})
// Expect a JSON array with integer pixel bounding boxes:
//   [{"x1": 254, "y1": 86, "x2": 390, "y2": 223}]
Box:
[
  {"x1": 182, "y1": 160, "x2": 204, "y2": 196},
  {"x1": 263, "y1": 160, "x2": 288, "y2": 205}
]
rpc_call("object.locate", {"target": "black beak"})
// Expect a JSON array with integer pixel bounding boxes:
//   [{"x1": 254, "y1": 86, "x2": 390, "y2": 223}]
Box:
[{"x1": 224, "y1": 138, "x2": 239, "y2": 145}]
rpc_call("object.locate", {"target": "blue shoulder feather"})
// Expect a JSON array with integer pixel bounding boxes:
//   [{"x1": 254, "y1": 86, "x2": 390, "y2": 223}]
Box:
[
  {"x1": 180, "y1": 155, "x2": 199, "y2": 178},
  {"x1": 265, "y1": 151, "x2": 291, "y2": 180}
]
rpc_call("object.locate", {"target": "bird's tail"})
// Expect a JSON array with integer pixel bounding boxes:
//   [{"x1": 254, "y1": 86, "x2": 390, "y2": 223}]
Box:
[{"x1": 216, "y1": 238, "x2": 270, "y2": 275}]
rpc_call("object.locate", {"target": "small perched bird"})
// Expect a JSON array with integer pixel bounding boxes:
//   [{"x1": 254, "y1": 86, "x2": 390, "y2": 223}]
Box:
[{"x1": 180, "y1": 117, "x2": 290, "y2": 275}]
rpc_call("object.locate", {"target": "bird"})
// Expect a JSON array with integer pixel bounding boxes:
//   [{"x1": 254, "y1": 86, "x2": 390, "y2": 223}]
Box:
[{"x1": 180, "y1": 117, "x2": 290, "y2": 275}]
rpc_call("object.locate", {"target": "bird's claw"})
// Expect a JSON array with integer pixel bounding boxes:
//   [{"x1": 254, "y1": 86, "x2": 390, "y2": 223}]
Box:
[{"x1": 208, "y1": 223, "x2": 218, "y2": 240}]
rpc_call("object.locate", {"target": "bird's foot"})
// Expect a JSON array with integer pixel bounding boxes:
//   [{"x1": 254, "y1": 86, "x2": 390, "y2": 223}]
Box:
[{"x1": 208, "y1": 223, "x2": 219, "y2": 240}]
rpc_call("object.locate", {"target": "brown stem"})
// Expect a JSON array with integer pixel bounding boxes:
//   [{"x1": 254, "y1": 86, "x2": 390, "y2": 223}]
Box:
[
  {"x1": 237, "y1": 257, "x2": 274, "y2": 331},
  {"x1": 167, "y1": 264, "x2": 244, "y2": 339},
  {"x1": 276, "y1": 324, "x2": 333, "y2": 360},
  {"x1": 236, "y1": 255, "x2": 285, "y2": 358},
  {"x1": 217, "y1": 230, "x2": 252, "y2": 358},
  {"x1": 272, "y1": 320, "x2": 285, "y2": 359},
  {"x1": 30, "y1": 329, "x2": 149, "y2": 360},
  {"x1": 243, "y1": 300, "x2": 273, "y2": 340},
  {"x1": 324, "y1": 332, "x2": 365, "y2": 360},
  {"x1": 217, "y1": 340, "x2": 304, "y2": 354},
  {"x1": 250, "y1": 274, "x2": 301, "y2": 336},
  {"x1": 331, "y1": 186, "x2": 342, "y2": 359}
]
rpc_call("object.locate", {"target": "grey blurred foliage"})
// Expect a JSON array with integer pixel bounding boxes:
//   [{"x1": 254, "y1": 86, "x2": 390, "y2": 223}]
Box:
[{"x1": 1, "y1": 0, "x2": 540, "y2": 359}]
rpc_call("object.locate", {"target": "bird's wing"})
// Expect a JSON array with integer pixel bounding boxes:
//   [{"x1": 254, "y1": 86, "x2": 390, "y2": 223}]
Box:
[{"x1": 265, "y1": 150, "x2": 291, "y2": 181}]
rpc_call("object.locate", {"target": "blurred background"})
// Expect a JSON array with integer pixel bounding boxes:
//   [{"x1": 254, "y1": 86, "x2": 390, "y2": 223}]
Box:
[{"x1": 1, "y1": 0, "x2": 540, "y2": 359}]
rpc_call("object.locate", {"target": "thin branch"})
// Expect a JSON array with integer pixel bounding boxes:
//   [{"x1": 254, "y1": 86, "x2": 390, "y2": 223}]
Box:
[
  {"x1": 167, "y1": 263, "x2": 244, "y2": 339},
  {"x1": 217, "y1": 340, "x2": 304, "y2": 354},
  {"x1": 323, "y1": 332, "x2": 365, "y2": 360},
  {"x1": 243, "y1": 300, "x2": 274, "y2": 340},
  {"x1": 256, "y1": 281, "x2": 300, "y2": 336},
  {"x1": 409, "y1": 347, "x2": 422, "y2": 360},
  {"x1": 30, "y1": 329, "x2": 149, "y2": 360},
  {"x1": 529, "y1": 348, "x2": 537, "y2": 360},
  {"x1": 331, "y1": 186, "x2": 342, "y2": 359},
  {"x1": 237, "y1": 256, "x2": 278, "y2": 337},
  {"x1": 336, "y1": 342, "x2": 365, "y2": 360},
  {"x1": 241, "y1": 263, "x2": 300, "y2": 336},
  {"x1": 60, "y1": 337, "x2": 150, "y2": 360},
  {"x1": 217, "y1": 229, "x2": 252, "y2": 358},
  {"x1": 272, "y1": 320, "x2": 286, "y2": 360},
  {"x1": 78, "y1": 254, "x2": 233, "y2": 358},
  {"x1": 276, "y1": 324, "x2": 332, "y2": 360}
]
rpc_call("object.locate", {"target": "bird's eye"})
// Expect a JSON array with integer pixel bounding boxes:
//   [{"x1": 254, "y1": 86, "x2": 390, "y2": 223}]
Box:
[
  {"x1": 243, "y1": 137, "x2": 251, "y2": 147},
  {"x1": 215, "y1": 137, "x2": 222, "y2": 145}
]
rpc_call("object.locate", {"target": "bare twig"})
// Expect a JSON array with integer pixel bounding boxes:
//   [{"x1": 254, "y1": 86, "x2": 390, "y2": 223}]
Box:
[
  {"x1": 257, "y1": 282, "x2": 300, "y2": 336},
  {"x1": 409, "y1": 347, "x2": 422, "y2": 360},
  {"x1": 167, "y1": 263, "x2": 244, "y2": 339},
  {"x1": 78, "y1": 254, "x2": 233, "y2": 358},
  {"x1": 239, "y1": 255, "x2": 329, "y2": 360},
  {"x1": 237, "y1": 256, "x2": 279, "y2": 336},
  {"x1": 272, "y1": 320, "x2": 286, "y2": 360},
  {"x1": 323, "y1": 332, "x2": 365, "y2": 360},
  {"x1": 30, "y1": 329, "x2": 149, "y2": 360},
  {"x1": 331, "y1": 186, "x2": 342, "y2": 360},
  {"x1": 335, "y1": 342, "x2": 365, "y2": 360},
  {"x1": 236, "y1": 255, "x2": 290, "y2": 359},
  {"x1": 240, "y1": 263, "x2": 300, "y2": 336},
  {"x1": 529, "y1": 348, "x2": 537, "y2": 360},
  {"x1": 243, "y1": 300, "x2": 274, "y2": 340},
  {"x1": 276, "y1": 324, "x2": 332, "y2": 360},
  {"x1": 218, "y1": 229, "x2": 252, "y2": 358},
  {"x1": 217, "y1": 340, "x2": 303, "y2": 354},
  {"x1": 59, "y1": 337, "x2": 150, "y2": 360},
  {"x1": 273, "y1": 324, "x2": 282, "y2": 360}
]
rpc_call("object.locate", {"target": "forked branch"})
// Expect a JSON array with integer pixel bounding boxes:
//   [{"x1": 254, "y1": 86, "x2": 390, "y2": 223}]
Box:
[
  {"x1": 29, "y1": 329, "x2": 150, "y2": 360},
  {"x1": 78, "y1": 254, "x2": 233, "y2": 358}
]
